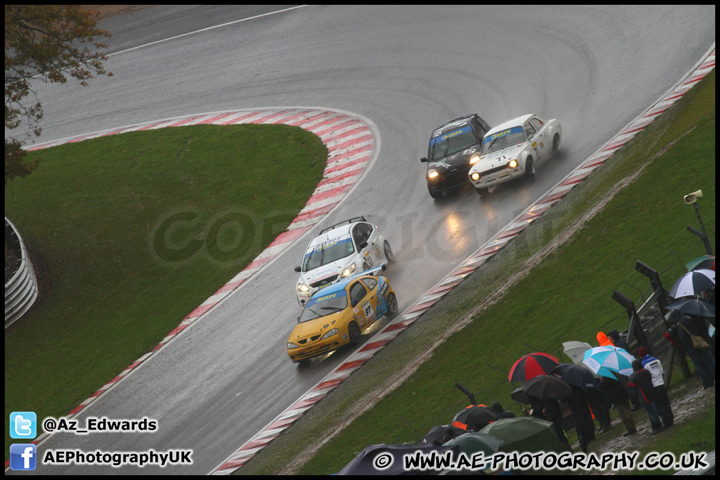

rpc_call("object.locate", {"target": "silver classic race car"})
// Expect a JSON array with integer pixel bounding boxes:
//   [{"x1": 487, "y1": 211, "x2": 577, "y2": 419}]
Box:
[
  {"x1": 468, "y1": 114, "x2": 561, "y2": 196},
  {"x1": 294, "y1": 217, "x2": 393, "y2": 307}
]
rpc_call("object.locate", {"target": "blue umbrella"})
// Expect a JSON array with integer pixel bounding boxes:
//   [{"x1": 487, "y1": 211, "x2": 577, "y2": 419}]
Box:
[{"x1": 582, "y1": 346, "x2": 634, "y2": 379}]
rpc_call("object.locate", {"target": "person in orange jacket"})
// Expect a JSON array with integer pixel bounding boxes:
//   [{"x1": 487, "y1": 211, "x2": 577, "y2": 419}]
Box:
[{"x1": 597, "y1": 331, "x2": 614, "y2": 347}]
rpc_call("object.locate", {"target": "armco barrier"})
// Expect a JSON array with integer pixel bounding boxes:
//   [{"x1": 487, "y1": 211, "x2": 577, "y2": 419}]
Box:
[{"x1": 5, "y1": 217, "x2": 39, "y2": 328}]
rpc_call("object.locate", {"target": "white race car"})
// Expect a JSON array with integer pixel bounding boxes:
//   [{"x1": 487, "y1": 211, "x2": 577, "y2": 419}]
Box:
[
  {"x1": 294, "y1": 216, "x2": 393, "y2": 307},
  {"x1": 468, "y1": 114, "x2": 561, "y2": 196}
]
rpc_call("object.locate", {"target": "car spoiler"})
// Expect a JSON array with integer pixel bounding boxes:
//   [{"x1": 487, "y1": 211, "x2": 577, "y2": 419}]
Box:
[
  {"x1": 319, "y1": 216, "x2": 367, "y2": 234},
  {"x1": 348, "y1": 264, "x2": 386, "y2": 280}
]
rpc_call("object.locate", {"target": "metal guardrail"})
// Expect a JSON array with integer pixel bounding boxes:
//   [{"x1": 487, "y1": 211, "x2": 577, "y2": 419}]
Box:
[{"x1": 5, "y1": 217, "x2": 39, "y2": 328}]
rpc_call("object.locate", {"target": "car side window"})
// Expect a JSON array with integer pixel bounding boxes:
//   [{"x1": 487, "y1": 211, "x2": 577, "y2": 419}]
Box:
[
  {"x1": 360, "y1": 277, "x2": 378, "y2": 291},
  {"x1": 349, "y1": 282, "x2": 368, "y2": 305},
  {"x1": 471, "y1": 117, "x2": 486, "y2": 138},
  {"x1": 530, "y1": 118, "x2": 544, "y2": 131},
  {"x1": 352, "y1": 225, "x2": 364, "y2": 247},
  {"x1": 353, "y1": 223, "x2": 373, "y2": 248},
  {"x1": 523, "y1": 122, "x2": 536, "y2": 139}
]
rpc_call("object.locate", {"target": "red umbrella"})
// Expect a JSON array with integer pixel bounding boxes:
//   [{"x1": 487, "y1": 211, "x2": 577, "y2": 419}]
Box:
[{"x1": 508, "y1": 352, "x2": 560, "y2": 383}]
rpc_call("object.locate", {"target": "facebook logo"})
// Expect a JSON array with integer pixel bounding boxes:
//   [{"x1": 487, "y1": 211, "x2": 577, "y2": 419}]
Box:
[
  {"x1": 10, "y1": 411, "x2": 37, "y2": 439},
  {"x1": 10, "y1": 444, "x2": 37, "y2": 471}
]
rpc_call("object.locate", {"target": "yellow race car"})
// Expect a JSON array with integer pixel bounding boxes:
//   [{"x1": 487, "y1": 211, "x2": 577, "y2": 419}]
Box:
[{"x1": 287, "y1": 270, "x2": 398, "y2": 363}]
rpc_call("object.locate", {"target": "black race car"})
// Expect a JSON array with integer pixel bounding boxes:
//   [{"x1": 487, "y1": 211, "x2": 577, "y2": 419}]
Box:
[{"x1": 420, "y1": 114, "x2": 491, "y2": 199}]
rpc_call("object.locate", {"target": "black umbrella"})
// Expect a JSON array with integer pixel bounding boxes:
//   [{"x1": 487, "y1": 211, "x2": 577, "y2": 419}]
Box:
[
  {"x1": 550, "y1": 363, "x2": 597, "y2": 390},
  {"x1": 510, "y1": 387, "x2": 532, "y2": 405},
  {"x1": 522, "y1": 375, "x2": 573, "y2": 400},
  {"x1": 337, "y1": 443, "x2": 460, "y2": 475},
  {"x1": 421, "y1": 424, "x2": 456, "y2": 446},
  {"x1": 451, "y1": 405, "x2": 498, "y2": 434},
  {"x1": 665, "y1": 298, "x2": 715, "y2": 318}
]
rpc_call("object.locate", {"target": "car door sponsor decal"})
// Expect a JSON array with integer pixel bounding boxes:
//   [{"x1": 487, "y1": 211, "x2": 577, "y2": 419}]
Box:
[
  {"x1": 378, "y1": 281, "x2": 389, "y2": 298},
  {"x1": 353, "y1": 307, "x2": 363, "y2": 326}
]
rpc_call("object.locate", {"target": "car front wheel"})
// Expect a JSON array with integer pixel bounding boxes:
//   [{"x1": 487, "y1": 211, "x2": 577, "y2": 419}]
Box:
[
  {"x1": 348, "y1": 321, "x2": 361, "y2": 344},
  {"x1": 384, "y1": 241, "x2": 394, "y2": 263},
  {"x1": 552, "y1": 134, "x2": 560, "y2": 152},
  {"x1": 475, "y1": 187, "x2": 488, "y2": 196},
  {"x1": 524, "y1": 157, "x2": 535, "y2": 178},
  {"x1": 428, "y1": 185, "x2": 442, "y2": 199}
]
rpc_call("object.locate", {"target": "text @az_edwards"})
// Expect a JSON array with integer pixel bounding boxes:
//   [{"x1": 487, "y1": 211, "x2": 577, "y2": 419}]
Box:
[{"x1": 42, "y1": 416, "x2": 157, "y2": 434}]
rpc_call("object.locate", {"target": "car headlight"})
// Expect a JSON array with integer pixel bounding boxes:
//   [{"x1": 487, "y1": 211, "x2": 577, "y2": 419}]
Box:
[
  {"x1": 341, "y1": 264, "x2": 356, "y2": 278},
  {"x1": 508, "y1": 159, "x2": 518, "y2": 168},
  {"x1": 320, "y1": 328, "x2": 339, "y2": 340},
  {"x1": 470, "y1": 172, "x2": 480, "y2": 181},
  {"x1": 287, "y1": 342, "x2": 299, "y2": 349},
  {"x1": 427, "y1": 169, "x2": 439, "y2": 179},
  {"x1": 297, "y1": 283, "x2": 310, "y2": 293},
  {"x1": 469, "y1": 154, "x2": 480, "y2": 165}
]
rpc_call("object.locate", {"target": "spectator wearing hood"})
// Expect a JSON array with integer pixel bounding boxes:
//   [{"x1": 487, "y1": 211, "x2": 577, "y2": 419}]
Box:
[
  {"x1": 598, "y1": 375, "x2": 637, "y2": 436},
  {"x1": 597, "y1": 331, "x2": 614, "y2": 347},
  {"x1": 628, "y1": 359, "x2": 663, "y2": 435},
  {"x1": 638, "y1": 347, "x2": 673, "y2": 428},
  {"x1": 677, "y1": 315, "x2": 715, "y2": 390},
  {"x1": 607, "y1": 330, "x2": 631, "y2": 353},
  {"x1": 490, "y1": 402, "x2": 515, "y2": 419}
]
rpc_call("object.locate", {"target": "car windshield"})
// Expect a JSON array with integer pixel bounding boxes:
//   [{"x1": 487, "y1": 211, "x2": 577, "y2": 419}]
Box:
[
  {"x1": 429, "y1": 125, "x2": 479, "y2": 161},
  {"x1": 299, "y1": 291, "x2": 348, "y2": 323},
  {"x1": 302, "y1": 236, "x2": 354, "y2": 272},
  {"x1": 481, "y1": 126, "x2": 526, "y2": 155}
]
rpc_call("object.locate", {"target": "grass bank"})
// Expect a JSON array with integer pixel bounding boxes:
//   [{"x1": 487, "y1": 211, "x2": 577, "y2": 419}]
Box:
[
  {"x1": 240, "y1": 72, "x2": 715, "y2": 475},
  {"x1": 4, "y1": 124, "x2": 327, "y2": 458}
]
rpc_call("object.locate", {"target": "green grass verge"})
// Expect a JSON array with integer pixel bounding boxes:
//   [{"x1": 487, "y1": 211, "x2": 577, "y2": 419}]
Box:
[
  {"x1": 252, "y1": 71, "x2": 715, "y2": 475},
  {"x1": 4, "y1": 124, "x2": 327, "y2": 459}
]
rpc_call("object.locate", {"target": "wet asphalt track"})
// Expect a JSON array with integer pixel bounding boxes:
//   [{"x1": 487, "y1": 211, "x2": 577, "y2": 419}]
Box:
[{"x1": 12, "y1": 5, "x2": 715, "y2": 474}]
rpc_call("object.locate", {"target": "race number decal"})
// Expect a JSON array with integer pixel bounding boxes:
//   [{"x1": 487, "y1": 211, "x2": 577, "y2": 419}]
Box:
[{"x1": 361, "y1": 301, "x2": 375, "y2": 324}]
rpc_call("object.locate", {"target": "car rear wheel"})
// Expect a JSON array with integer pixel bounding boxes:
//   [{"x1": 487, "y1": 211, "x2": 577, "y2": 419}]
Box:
[
  {"x1": 524, "y1": 157, "x2": 535, "y2": 178},
  {"x1": 552, "y1": 134, "x2": 560, "y2": 152},
  {"x1": 348, "y1": 321, "x2": 361, "y2": 345},
  {"x1": 384, "y1": 241, "x2": 394, "y2": 263},
  {"x1": 386, "y1": 293, "x2": 398, "y2": 318}
]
